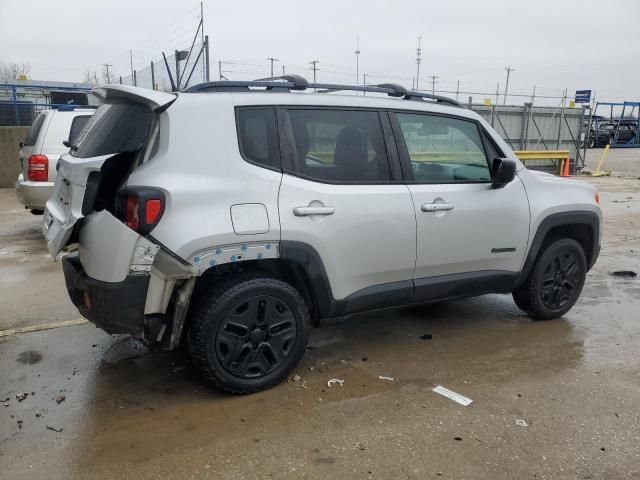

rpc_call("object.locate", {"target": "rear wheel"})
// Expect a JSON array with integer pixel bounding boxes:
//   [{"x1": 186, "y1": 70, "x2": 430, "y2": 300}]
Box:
[
  {"x1": 188, "y1": 276, "x2": 311, "y2": 394},
  {"x1": 513, "y1": 238, "x2": 587, "y2": 320}
]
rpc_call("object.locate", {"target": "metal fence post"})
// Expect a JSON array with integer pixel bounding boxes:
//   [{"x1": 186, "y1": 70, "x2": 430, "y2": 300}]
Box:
[
  {"x1": 133, "y1": 70, "x2": 137, "y2": 87},
  {"x1": 11, "y1": 85, "x2": 20, "y2": 126},
  {"x1": 556, "y1": 89, "x2": 567, "y2": 149},
  {"x1": 151, "y1": 61, "x2": 155, "y2": 90},
  {"x1": 119, "y1": 76, "x2": 122, "y2": 85}
]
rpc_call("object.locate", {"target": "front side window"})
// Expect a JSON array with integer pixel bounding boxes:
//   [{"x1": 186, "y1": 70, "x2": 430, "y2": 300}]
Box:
[
  {"x1": 396, "y1": 113, "x2": 491, "y2": 182},
  {"x1": 288, "y1": 109, "x2": 391, "y2": 182},
  {"x1": 72, "y1": 102, "x2": 153, "y2": 158},
  {"x1": 236, "y1": 108, "x2": 279, "y2": 169}
]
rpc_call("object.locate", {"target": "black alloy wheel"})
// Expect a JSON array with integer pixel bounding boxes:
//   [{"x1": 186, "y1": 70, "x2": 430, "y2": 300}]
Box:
[{"x1": 215, "y1": 295, "x2": 297, "y2": 379}]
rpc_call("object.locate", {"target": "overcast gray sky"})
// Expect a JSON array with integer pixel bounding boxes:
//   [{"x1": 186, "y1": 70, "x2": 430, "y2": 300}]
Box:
[{"x1": 1, "y1": 0, "x2": 639, "y2": 104}]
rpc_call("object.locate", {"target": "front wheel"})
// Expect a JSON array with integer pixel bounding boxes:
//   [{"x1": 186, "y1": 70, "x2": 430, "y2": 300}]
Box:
[
  {"x1": 188, "y1": 276, "x2": 311, "y2": 394},
  {"x1": 513, "y1": 238, "x2": 587, "y2": 320}
]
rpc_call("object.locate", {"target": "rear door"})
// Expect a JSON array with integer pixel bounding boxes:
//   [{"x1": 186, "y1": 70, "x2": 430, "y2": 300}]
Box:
[
  {"x1": 390, "y1": 111, "x2": 530, "y2": 301},
  {"x1": 278, "y1": 107, "x2": 416, "y2": 313},
  {"x1": 43, "y1": 86, "x2": 176, "y2": 256}
]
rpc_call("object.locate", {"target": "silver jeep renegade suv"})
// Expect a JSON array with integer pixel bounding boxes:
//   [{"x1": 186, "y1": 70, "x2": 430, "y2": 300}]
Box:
[{"x1": 43, "y1": 77, "x2": 601, "y2": 393}]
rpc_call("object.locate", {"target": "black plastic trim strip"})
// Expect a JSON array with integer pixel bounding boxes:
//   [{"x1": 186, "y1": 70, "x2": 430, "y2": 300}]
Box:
[{"x1": 280, "y1": 241, "x2": 523, "y2": 320}]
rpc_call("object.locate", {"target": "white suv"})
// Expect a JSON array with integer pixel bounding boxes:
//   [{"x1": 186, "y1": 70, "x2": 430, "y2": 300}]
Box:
[
  {"x1": 17, "y1": 107, "x2": 94, "y2": 213},
  {"x1": 43, "y1": 78, "x2": 601, "y2": 393}
]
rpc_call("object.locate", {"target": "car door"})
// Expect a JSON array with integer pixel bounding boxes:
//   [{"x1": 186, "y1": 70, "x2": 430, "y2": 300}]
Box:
[
  {"x1": 278, "y1": 107, "x2": 416, "y2": 315},
  {"x1": 390, "y1": 110, "x2": 530, "y2": 302}
]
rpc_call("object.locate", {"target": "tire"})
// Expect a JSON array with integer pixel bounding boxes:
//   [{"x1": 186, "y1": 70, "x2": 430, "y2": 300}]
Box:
[
  {"x1": 188, "y1": 276, "x2": 311, "y2": 394},
  {"x1": 513, "y1": 238, "x2": 587, "y2": 320}
]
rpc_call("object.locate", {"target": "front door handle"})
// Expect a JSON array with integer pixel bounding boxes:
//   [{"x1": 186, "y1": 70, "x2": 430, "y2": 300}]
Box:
[
  {"x1": 421, "y1": 203, "x2": 455, "y2": 212},
  {"x1": 293, "y1": 206, "x2": 335, "y2": 216}
]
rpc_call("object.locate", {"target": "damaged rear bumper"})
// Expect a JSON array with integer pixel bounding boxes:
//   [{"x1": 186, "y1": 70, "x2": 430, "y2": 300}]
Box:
[{"x1": 62, "y1": 252, "x2": 149, "y2": 335}]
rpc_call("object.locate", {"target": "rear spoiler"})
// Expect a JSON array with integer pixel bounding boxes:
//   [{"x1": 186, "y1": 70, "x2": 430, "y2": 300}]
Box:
[{"x1": 92, "y1": 84, "x2": 177, "y2": 111}]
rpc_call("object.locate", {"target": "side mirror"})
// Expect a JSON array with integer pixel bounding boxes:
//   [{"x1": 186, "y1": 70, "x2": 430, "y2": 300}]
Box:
[
  {"x1": 19, "y1": 141, "x2": 24, "y2": 148},
  {"x1": 492, "y1": 158, "x2": 517, "y2": 188}
]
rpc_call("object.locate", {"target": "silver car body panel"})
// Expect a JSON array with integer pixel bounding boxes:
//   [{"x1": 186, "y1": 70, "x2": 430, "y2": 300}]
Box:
[{"x1": 78, "y1": 210, "x2": 159, "y2": 283}]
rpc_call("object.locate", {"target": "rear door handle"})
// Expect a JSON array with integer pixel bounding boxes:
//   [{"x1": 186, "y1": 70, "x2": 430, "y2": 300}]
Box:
[
  {"x1": 293, "y1": 206, "x2": 335, "y2": 216},
  {"x1": 421, "y1": 203, "x2": 455, "y2": 212}
]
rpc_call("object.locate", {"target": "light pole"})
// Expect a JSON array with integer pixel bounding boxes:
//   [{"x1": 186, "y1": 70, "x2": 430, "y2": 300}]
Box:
[
  {"x1": 415, "y1": 37, "x2": 422, "y2": 90},
  {"x1": 503, "y1": 66, "x2": 514, "y2": 105},
  {"x1": 355, "y1": 35, "x2": 360, "y2": 86}
]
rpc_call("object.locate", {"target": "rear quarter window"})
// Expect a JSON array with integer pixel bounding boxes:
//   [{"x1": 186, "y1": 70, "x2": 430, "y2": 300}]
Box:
[
  {"x1": 68, "y1": 115, "x2": 91, "y2": 144},
  {"x1": 24, "y1": 113, "x2": 46, "y2": 146},
  {"x1": 236, "y1": 108, "x2": 280, "y2": 169}
]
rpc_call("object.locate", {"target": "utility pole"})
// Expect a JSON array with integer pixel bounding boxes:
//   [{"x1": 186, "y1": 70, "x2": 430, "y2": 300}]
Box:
[
  {"x1": 355, "y1": 34, "x2": 360, "y2": 86},
  {"x1": 129, "y1": 50, "x2": 134, "y2": 84},
  {"x1": 415, "y1": 37, "x2": 422, "y2": 90},
  {"x1": 309, "y1": 60, "x2": 319, "y2": 83},
  {"x1": 503, "y1": 66, "x2": 515, "y2": 105},
  {"x1": 363, "y1": 73, "x2": 367, "y2": 95},
  {"x1": 429, "y1": 75, "x2": 438, "y2": 94},
  {"x1": 102, "y1": 63, "x2": 112, "y2": 83},
  {"x1": 456, "y1": 79, "x2": 460, "y2": 101},
  {"x1": 282, "y1": 64, "x2": 285, "y2": 76},
  {"x1": 267, "y1": 57, "x2": 279, "y2": 79}
]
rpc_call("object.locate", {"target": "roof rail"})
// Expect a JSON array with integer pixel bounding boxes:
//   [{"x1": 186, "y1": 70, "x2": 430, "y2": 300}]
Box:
[{"x1": 183, "y1": 76, "x2": 461, "y2": 107}]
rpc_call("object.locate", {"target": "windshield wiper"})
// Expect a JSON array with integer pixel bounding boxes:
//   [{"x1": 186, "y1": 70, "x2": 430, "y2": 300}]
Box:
[{"x1": 63, "y1": 140, "x2": 78, "y2": 151}]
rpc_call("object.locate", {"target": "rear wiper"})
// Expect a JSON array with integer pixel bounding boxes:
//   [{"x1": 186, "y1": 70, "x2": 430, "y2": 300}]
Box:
[{"x1": 63, "y1": 140, "x2": 78, "y2": 152}]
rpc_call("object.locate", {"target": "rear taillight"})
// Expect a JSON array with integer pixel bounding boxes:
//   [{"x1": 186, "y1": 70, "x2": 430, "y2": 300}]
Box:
[
  {"x1": 122, "y1": 190, "x2": 165, "y2": 234},
  {"x1": 126, "y1": 196, "x2": 140, "y2": 230},
  {"x1": 28, "y1": 155, "x2": 48, "y2": 181}
]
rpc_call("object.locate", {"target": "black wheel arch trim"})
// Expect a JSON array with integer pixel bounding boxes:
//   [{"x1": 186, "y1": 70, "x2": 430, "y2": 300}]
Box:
[{"x1": 515, "y1": 210, "x2": 600, "y2": 289}]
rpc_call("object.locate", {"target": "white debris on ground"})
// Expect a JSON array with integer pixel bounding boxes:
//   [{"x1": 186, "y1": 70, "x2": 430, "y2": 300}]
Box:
[
  {"x1": 378, "y1": 376, "x2": 394, "y2": 381},
  {"x1": 327, "y1": 378, "x2": 344, "y2": 387},
  {"x1": 516, "y1": 419, "x2": 529, "y2": 427}
]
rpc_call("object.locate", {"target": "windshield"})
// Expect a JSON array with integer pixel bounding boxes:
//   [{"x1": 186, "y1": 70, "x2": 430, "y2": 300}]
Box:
[{"x1": 71, "y1": 102, "x2": 153, "y2": 158}]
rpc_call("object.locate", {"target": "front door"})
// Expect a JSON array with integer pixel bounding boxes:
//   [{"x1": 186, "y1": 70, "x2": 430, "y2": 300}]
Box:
[
  {"x1": 278, "y1": 108, "x2": 416, "y2": 313},
  {"x1": 391, "y1": 111, "x2": 530, "y2": 301}
]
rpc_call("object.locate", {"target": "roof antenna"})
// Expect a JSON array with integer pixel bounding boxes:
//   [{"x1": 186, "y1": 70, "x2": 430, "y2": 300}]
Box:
[{"x1": 162, "y1": 52, "x2": 177, "y2": 92}]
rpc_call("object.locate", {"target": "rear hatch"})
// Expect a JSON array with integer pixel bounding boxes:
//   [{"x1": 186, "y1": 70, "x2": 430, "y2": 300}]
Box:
[{"x1": 43, "y1": 85, "x2": 176, "y2": 257}]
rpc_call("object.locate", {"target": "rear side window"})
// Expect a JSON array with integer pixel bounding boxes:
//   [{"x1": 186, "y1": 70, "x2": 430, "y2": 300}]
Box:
[
  {"x1": 68, "y1": 115, "x2": 91, "y2": 144},
  {"x1": 287, "y1": 109, "x2": 391, "y2": 182},
  {"x1": 236, "y1": 108, "x2": 279, "y2": 169},
  {"x1": 24, "y1": 113, "x2": 46, "y2": 146},
  {"x1": 72, "y1": 102, "x2": 153, "y2": 158}
]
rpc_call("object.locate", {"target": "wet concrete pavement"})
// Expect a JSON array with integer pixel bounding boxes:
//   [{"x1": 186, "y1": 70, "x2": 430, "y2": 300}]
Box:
[{"x1": 1, "y1": 155, "x2": 639, "y2": 479}]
